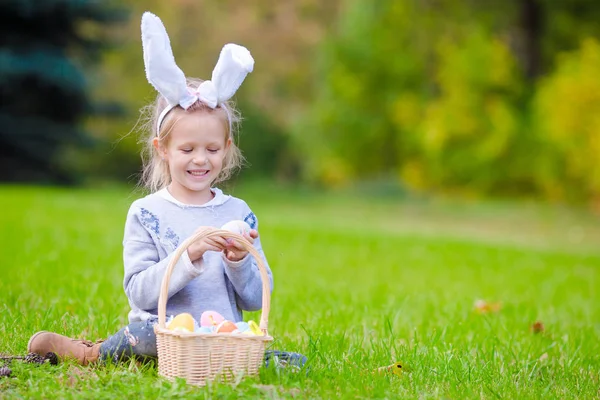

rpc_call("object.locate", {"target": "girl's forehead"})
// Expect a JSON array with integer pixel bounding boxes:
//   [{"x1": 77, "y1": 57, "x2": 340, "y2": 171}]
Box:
[{"x1": 169, "y1": 111, "x2": 227, "y2": 141}]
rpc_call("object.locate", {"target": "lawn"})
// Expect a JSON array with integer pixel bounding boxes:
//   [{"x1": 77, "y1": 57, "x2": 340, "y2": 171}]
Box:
[{"x1": 1, "y1": 183, "x2": 599, "y2": 399}]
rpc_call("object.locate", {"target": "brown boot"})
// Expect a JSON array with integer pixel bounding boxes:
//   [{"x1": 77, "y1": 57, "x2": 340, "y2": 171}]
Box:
[{"x1": 27, "y1": 331, "x2": 103, "y2": 366}]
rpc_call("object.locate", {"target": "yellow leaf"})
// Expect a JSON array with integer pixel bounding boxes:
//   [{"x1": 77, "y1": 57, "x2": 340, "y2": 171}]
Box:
[{"x1": 374, "y1": 362, "x2": 403, "y2": 377}]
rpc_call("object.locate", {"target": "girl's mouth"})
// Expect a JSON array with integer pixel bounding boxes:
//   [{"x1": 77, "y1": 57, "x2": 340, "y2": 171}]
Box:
[{"x1": 188, "y1": 170, "x2": 209, "y2": 177}]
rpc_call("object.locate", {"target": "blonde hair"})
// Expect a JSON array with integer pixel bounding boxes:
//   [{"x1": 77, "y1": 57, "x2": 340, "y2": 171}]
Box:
[{"x1": 139, "y1": 77, "x2": 244, "y2": 193}]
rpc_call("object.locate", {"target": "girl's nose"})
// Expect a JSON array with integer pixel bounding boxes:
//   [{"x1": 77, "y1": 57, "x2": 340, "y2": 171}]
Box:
[{"x1": 192, "y1": 151, "x2": 207, "y2": 165}]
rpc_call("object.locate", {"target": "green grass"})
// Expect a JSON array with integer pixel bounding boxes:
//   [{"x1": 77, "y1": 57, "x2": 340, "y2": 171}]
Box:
[{"x1": 1, "y1": 183, "x2": 599, "y2": 399}]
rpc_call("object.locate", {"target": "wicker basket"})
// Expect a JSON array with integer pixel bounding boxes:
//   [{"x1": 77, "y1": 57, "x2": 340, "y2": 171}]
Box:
[{"x1": 154, "y1": 228, "x2": 273, "y2": 386}]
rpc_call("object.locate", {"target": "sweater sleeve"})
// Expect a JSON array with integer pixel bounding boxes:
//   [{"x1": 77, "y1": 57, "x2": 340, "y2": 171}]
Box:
[
  {"x1": 222, "y1": 208, "x2": 273, "y2": 311},
  {"x1": 122, "y1": 205, "x2": 204, "y2": 311}
]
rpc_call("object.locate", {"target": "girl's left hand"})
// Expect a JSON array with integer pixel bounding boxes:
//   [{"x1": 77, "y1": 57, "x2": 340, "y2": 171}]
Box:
[{"x1": 224, "y1": 229, "x2": 258, "y2": 262}]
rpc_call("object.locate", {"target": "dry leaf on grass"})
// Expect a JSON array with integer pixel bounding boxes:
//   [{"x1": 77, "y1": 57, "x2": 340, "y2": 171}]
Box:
[
  {"x1": 373, "y1": 362, "x2": 403, "y2": 377},
  {"x1": 474, "y1": 299, "x2": 502, "y2": 314},
  {"x1": 531, "y1": 321, "x2": 545, "y2": 333}
]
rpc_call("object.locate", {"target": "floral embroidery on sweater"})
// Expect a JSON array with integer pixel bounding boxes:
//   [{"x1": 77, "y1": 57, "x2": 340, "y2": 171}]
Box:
[
  {"x1": 244, "y1": 212, "x2": 257, "y2": 230},
  {"x1": 164, "y1": 227, "x2": 179, "y2": 248},
  {"x1": 139, "y1": 208, "x2": 159, "y2": 235}
]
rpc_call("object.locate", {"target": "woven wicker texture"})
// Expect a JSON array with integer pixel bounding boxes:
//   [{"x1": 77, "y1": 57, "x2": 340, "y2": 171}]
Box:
[{"x1": 154, "y1": 228, "x2": 273, "y2": 386}]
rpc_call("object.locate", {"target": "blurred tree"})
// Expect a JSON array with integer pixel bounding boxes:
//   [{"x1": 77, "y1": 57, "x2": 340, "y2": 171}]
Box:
[
  {"x1": 298, "y1": 0, "x2": 600, "y2": 204},
  {"x1": 295, "y1": 0, "x2": 472, "y2": 186},
  {"x1": 418, "y1": 28, "x2": 526, "y2": 195},
  {"x1": 518, "y1": 0, "x2": 542, "y2": 80},
  {"x1": 0, "y1": 0, "x2": 124, "y2": 183},
  {"x1": 504, "y1": 0, "x2": 600, "y2": 80},
  {"x1": 532, "y1": 38, "x2": 600, "y2": 203}
]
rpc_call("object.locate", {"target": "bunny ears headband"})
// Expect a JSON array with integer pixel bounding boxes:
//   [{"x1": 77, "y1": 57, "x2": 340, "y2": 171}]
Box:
[{"x1": 141, "y1": 12, "x2": 254, "y2": 136}]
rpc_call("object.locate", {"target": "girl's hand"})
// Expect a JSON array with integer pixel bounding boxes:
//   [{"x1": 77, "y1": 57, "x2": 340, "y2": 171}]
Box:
[
  {"x1": 187, "y1": 227, "x2": 229, "y2": 261},
  {"x1": 224, "y1": 229, "x2": 258, "y2": 262}
]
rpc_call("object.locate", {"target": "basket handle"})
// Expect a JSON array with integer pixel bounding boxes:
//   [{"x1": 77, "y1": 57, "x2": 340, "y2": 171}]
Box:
[{"x1": 157, "y1": 228, "x2": 271, "y2": 335}]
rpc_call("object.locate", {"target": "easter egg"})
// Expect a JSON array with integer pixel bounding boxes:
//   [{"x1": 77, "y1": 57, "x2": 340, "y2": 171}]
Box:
[
  {"x1": 221, "y1": 220, "x2": 251, "y2": 236},
  {"x1": 216, "y1": 320, "x2": 237, "y2": 333},
  {"x1": 195, "y1": 326, "x2": 214, "y2": 334},
  {"x1": 200, "y1": 310, "x2": 225, "y2": 327},
  {"x1": 168, "y1": 313, "x2": 195, "y2": 332},
  {"x1": 234, "y1": 321, "x2": 250, "y2": 333},
  {"x1": 248, "y1": 320, "x2": 264, "y2": 336}
]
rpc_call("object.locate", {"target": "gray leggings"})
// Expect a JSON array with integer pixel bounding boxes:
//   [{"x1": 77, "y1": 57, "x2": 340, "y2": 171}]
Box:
[{"x1": 99, "y1": 318, "x2": 307, "y2": 370}]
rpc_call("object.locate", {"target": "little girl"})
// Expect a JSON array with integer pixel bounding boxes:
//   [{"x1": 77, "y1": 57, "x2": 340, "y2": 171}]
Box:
[{"x1": 27, "y1": 12, "x2": 306, "y2": 371}]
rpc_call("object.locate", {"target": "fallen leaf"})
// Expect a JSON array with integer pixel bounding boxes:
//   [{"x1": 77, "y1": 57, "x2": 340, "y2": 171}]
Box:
[
  {"x1": 531, "y1": 321, "x2": 545, "y2": 334},
  {"x1": 374, "y1": 362, "x2": 403, "y2": 377},
  {"x1": 474, "y1": 299, "x2": 502, "y2": 314}
]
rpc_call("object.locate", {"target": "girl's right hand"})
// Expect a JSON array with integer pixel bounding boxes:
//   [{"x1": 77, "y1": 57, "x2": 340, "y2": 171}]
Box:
[{"x1": 187, "y1": 227, "x2": 229, "y2": 261}]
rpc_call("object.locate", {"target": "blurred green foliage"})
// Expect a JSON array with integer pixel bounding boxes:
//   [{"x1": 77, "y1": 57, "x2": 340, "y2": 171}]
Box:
[
  {"x1": 296, "y1": 0, "x2": 600, "y2": 206},
  {"x1": 9, "y1": 0, "x2": 600, "y2": 206},
  {"x1": 532, "y1": 38, "x2": 600, "y2": 202}
]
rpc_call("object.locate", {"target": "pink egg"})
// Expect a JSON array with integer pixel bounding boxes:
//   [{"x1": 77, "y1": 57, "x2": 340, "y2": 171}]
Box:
[{"x1": 200, "y1": 310, "x2": 225, "y2": 327}]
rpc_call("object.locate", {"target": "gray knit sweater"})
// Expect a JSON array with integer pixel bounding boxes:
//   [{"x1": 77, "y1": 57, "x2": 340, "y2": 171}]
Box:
[{"x1": 122, "y1": 187, "x2": 273, "y2": 324}]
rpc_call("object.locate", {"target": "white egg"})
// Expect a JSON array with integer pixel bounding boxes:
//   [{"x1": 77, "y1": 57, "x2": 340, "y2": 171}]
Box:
[{"x1": 220, "y1": 220, "x2": 251, "y2": 236}]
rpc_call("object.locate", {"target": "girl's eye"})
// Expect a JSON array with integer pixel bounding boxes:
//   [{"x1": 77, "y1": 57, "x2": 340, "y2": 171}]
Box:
[
  {"x1": 181, "y1": 149, "x2": 192, "y2": 153},
  {"x1": 208, "y1": 149, "x2": 219, "y2": 154}
]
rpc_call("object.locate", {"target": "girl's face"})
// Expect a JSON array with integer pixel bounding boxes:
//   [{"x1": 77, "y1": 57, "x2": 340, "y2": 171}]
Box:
[{"x1": 154, "y1": 111, "x2": 230, "y2": 204}]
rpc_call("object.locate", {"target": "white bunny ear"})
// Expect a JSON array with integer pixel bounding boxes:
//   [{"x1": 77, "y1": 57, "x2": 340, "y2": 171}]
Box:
[
  {"x1": 141, "y1": 12, "x2": 195, "y2": 107},
  {"x1": 210, "y1": 44, "x2": 255, "y2": 104},
  {"x1": 196, "y1": 81, "x2": 218, "y2": 109}
]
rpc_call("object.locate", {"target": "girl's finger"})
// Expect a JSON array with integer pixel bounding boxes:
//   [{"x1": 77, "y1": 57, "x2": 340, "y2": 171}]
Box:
[
  {"x1": 225, "y1": 250, "x2": 239, "y2": 260},
  {"x1": 203, "y1": 240, "x2": 220, "y2": 250},
  {"x1": 205, "y1": 244, "x2": 223, "y2": 252},
  {"x1": 227, "y1": 240, "x2": 249, "y2": 251},
  {"x1": 196, "y1": 235, "x2": 222, "y2": 245},
  {"x1": 207, "y1": 236, "x2": 228, "y2": 248}
]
